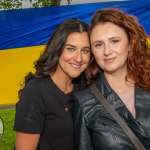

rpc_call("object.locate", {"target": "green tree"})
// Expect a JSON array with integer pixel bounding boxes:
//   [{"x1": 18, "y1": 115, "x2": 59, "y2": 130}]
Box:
[
  {"x1": 0, "y1": 0, "x2": 22, "y2": 10},
  {"x1": 30, "y1": 0, "x2": 72, "y2": 7},
  {"x1": 30, "y1": 0, "x2": 61, "y2": 8},
  {"x1": 0, "y1": 0, "x2": 72, "y2": 10}
]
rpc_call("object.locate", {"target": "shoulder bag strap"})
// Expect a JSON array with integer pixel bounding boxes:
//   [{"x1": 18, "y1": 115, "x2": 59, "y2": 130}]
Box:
[{"x1": 90, "y1": 83, "x2": 146, "y2": 150}]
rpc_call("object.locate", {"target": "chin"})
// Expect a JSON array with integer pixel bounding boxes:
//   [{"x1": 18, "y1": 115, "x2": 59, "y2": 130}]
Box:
[
  {"x1": 70, "y1": 75, "x2": 81, "y2": 79},
  {"x1": 103, "y1": 68, "x2": 117, "y2": 74},
  {"x1": 69, "y1": 73, "x2": 82, "y2": 79}
]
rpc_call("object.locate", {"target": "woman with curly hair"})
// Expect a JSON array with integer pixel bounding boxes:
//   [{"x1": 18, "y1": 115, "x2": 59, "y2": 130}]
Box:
[
  {"x1": 74, "y1": 8, "x2": 150, "y2": 149},
  {"x1": 14, "y1": 18, "x2": 91, "y2": 150}
]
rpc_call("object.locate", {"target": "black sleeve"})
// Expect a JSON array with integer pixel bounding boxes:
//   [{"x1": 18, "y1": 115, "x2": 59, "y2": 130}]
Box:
[{"x1": 14, "y1": 80, "x2": 45, "y2": 134}]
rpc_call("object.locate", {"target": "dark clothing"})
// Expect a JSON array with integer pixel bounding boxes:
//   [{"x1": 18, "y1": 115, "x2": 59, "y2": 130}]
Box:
[
  {"x1": 74, "y1": 73, "x2": 150, "y2": 150},
  {"x1": 14, "y1": 77, "x2": 77, "y2": 150}
]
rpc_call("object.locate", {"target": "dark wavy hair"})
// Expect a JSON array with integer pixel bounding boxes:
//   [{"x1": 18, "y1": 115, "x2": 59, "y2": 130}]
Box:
[
  {"x1": 19, "y1": 18, "x2": 89, "y2": 94},
  {"x1": 85, "y1": 8, "x2": 150, "y2": 91}
]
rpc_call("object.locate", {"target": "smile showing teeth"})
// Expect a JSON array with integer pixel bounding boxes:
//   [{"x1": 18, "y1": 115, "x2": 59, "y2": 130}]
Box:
[{"x1": 70, "y1": 63, "x2": 82, "y2": 69}]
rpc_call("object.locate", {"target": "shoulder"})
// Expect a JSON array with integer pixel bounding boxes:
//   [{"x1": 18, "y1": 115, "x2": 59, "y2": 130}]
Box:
[
  {"x1": 73, "y1": 85, "x2": 100, "y2": 121},
  {"x1": 74, "y1": 85, "x2": 97, "y2": 108},
  {"x1": 74, "y1": 86, "x2": 92, "y2": 101},
  {"x1": 22, "y1": 77, "x2": 49, "y2": 93},
  {"x1": 73, "y1": 76, "x2": 88, "y2": 92},
  {"x1": 21, "y1": 79, "x2": 39, "y2": 94},
  {"x1": 19, "y1": 78, "x2": 49, "y2": 104},
  {"x1": 74, "y1": 78, "x2": 101, "y2": 105}
]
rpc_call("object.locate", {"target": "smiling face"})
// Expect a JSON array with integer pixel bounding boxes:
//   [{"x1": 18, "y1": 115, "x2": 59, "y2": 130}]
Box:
[
  {"x1": 55, "y1": 31, "x2": 90, "y2": 79},
  {"x1": 90, "y1": 22, "x2": 130, "y2": 75}
]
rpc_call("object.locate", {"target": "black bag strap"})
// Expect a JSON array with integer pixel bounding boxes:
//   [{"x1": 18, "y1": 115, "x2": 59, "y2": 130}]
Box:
[{"x1": 90, "y1": 83, "x2": 146, "y2": 150}]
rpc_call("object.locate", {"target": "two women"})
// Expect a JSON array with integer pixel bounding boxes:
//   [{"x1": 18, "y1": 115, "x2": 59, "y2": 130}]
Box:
[
  {"x1": 74, "y1": 8, "x2": 150, "y2": 149},
  {"x1": 14, "y1": 8, "x2": 150, "y2": 150}
]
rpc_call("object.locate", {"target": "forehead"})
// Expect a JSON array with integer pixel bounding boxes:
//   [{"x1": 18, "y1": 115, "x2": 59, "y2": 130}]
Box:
[
  {"x1": 67, "y1": 32, "x2": 88, "y2": 39},
  {"x1": 66, "y1": 32, "x2": 90, "y2": 44},
  {"x1": 91, "y1": 22, "x2": 127, "y2": 39}
]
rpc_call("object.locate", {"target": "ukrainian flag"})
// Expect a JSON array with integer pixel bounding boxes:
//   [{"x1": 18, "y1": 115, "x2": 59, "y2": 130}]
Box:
[{"x1": 0, "y1": 0, "x2": 150, "y2": 105}]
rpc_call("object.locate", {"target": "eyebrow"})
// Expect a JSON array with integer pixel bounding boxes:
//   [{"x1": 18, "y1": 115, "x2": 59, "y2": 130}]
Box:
[
  {"x1": 65, "y1": 44, "x2": 76, "y2": 48},
  {"x1": 108, "y1": 37, "x2": 121, "y2": 40},
  {"x1": 83, "y1": 47, "x2": 90, "y2": 49},
  {"x1": 91, "y1": 37, "x2": 121, "y2": 45},
  {"x1": 65, "y1": 44, "x2": 90, "y2": 49}
]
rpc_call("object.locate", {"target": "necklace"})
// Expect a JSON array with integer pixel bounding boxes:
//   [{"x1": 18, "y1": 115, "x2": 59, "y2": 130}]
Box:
[{"x1": 118, "y1": 89, "x2": 123, "y2": 93}]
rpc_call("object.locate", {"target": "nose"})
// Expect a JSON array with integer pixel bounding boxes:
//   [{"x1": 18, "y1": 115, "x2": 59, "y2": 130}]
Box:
[
  {"x1": 74, "y1": 52, "x2": 82, "y2": 63},
  {"x1": 104, "y1": 43, "x2": 112, "y2": 56}
]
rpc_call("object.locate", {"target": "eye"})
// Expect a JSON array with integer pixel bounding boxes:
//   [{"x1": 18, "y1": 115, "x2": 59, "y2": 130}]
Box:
[
  {"x1": 66, "y1": 47, "x2": 75, "y2": 52},
  {"x1": 82, "y1": 48, "x2": 90, "y2": 54},
  {"x1": 112, "y1": 39, "x2": 120, "y2": 44},
  {"x1": 94, "y1": 43, "x2": 103, "y2": 48}
]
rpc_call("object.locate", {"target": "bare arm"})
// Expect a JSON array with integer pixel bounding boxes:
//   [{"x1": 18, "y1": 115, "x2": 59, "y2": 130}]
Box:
[{"x1": 15, "y1": 132, "x2": 40, "y2": 150}]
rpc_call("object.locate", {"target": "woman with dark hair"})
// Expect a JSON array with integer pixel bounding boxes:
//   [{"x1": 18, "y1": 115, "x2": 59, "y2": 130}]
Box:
[
  {"x1": 14, "y1": 18, "x2": 91, "y2": 150},
  {"x1": 74, "y1": 8, "x2": 150, "y2": 149}
]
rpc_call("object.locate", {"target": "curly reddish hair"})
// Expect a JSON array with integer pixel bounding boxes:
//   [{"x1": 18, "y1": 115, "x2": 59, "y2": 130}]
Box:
[{"x1": 85, "y1": 8, "x2": 150, "y2": 91}]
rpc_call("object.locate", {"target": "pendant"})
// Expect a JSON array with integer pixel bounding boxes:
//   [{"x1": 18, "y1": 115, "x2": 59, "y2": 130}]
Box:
[
  {"x1": 64, "y1": 107, "x2": 69, "y2": 112},
  {"x1": 118, "y1": 89, "x2": 123, "y2": 93}
]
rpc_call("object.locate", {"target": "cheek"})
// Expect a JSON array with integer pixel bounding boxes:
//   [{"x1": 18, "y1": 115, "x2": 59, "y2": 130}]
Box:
[
  {"x1": 92, "y1": 49, "x2": 102, "y2": 59},
  {"x1": 118, "y1": 47, "x2": 129, "y2": 58},
  {"x1": 59, "y1": 51, "x2": 70, "y2": 61},
  {"x1": 83, "y1": 54, "x2": 91, "y2": 63},
  {"x1": 116, "y1": 41, "x2": 130, "y2": 54}
]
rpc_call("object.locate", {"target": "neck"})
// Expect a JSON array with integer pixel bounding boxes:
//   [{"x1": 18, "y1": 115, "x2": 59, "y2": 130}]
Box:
[
  {"x1": 50, "y1": 72, "x2": 73, "y2": 94},
  {"x1": 104, "y1": 70, "x2": 134, "y2": 94},
  {"x1": 104, "y1": 69, "x2": 127, "y2": 83}
]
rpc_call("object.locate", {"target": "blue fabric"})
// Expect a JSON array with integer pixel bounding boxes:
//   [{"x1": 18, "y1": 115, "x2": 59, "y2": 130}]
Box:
[{"x1": 0, "y1": 0, "x2": 150, "y2": 50}]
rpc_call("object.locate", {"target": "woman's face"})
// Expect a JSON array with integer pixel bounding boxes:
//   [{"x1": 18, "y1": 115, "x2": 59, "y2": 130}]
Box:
[
  {"x1": 90, "y1": 22, "x2": 130, "y2": 74},
  {"x1": 56, "y1": 31, "x2": 90, "y2": 79}
]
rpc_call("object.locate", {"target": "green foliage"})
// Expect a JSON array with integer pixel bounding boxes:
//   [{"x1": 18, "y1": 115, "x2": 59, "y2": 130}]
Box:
[
  {"x1": 0, "y1": 108, "x2": 15, "y2": 150},
  {"x1": 30, "y1": 0, "x2": 61, "y2": 8},
  {"x1": 0, "y1": 0, "x2": 22, "y2": 10},
  {"x1": 0, "y1": 0, "x2": 62, "y2": 10}
]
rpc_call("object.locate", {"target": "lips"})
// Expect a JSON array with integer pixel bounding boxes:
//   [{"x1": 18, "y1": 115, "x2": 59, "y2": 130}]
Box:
[
  {"x1": 104, "y1": 57, "x2": 115, "y2": 63},
  {"x1": 70, "y1": 63, "x2": 82, "y2": 69}
]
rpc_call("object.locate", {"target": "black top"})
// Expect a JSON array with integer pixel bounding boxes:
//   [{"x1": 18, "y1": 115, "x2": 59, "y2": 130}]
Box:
[{"x1": 14, "y1": 77, "x2": 75, "y2": 150}]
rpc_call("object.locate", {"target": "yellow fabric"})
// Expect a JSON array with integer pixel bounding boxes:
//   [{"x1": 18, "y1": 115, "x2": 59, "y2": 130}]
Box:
[{"x1": 0, "y1": 45, "x2": 45, "y2": 105}]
